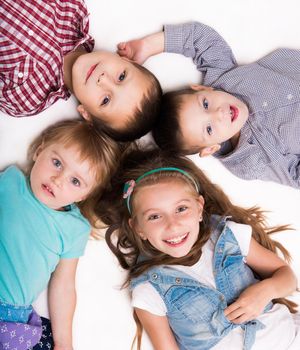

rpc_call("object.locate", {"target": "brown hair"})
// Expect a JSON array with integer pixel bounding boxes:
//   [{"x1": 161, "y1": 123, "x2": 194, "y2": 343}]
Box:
[
  {"x1": 28, "y1": 119, "x2": 121, "y2": 226},
  {"x1": 91, "y1": 63, "x2": 162, "y2": 142},
  {"x1": 98, "y1": 147, "x2": 297, "y2": 348},
  {"x1": 152, "y1": 88, "x2": 200, "y2": 154}
]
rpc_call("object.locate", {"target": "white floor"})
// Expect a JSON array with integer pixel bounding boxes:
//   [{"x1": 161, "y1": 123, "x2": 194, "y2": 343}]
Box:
[{"x1": 1, "y1": 0, "x2": 300, "y2": 349}]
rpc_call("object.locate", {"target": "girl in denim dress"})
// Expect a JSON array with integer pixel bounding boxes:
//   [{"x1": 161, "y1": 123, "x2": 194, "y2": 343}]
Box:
[{"x1": 99, "y1": 148, "x2": 300, "y2": 350}]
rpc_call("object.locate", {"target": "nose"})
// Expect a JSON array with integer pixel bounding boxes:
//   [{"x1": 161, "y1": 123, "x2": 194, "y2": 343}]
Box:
[
  {"x1": 51, "y1": 173, "x2": 63, "y2": 187},
  {"x1": 96, "y1": 72, "x2": 113, "y2": 87},
  {"x1": 165, "y1": 215, "x2": 181, "y2": 232},
  {"x1": 213, "y1": 107, "x2": 225, "y2": 122}
]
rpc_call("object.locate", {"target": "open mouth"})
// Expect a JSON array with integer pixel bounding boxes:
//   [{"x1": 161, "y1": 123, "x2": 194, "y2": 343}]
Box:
[
  {"x1": 230, "y1": 106, "x2": 239, "y2": 122},
  {"x1": 85, "y1": 64, "x2": 98, "y2": 84},
  {"x1": 164, "y1": 233, "x2": 189, "y2": 247},
  {"x1": 42, "y1": 184, "x2": 54, "y2": 197}
]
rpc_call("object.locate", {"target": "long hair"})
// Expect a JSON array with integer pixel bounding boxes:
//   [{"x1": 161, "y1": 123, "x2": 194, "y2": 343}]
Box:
[
  {"x1": 97, "y1": 147, "x2": 297, "y2": 348},
  {"x1": 28, "y1": 119, "x2": 122, "y2": 227}
]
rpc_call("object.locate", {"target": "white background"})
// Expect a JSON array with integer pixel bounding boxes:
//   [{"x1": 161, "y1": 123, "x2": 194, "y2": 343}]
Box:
[{"x1": 1, "y1": 0, "x2": 300, "y2": 349}]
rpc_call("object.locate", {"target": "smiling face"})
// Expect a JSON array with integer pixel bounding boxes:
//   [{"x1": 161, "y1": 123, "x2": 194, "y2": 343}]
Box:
[
  {"x1": 30, "y1": 143, "x2": 96, "y2": 210},
  {"x1": 130, "y1": 179, "x2": 204, "y2": 258},
  {"x1": 72, "y1": 51, "x2": 150, "y2": 130},
  {"x1": 179, "y1": 86, "x2": 249, "y2": 155}
]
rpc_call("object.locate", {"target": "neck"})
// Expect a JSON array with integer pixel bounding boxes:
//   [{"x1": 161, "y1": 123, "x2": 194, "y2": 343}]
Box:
[
  {"x1": 63, "y1": 46, "x2": 87, "y2": 92},
  {"x1": 229, "y1": 131, "x2": 241, "y2": 150}
]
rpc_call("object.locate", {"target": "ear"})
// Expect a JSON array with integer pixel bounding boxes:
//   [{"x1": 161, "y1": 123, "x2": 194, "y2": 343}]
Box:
[
  {"x1": 128, "y1": 218, "x2": 147, "y2": 240},
  {"x1": 190, "y1": 84, "x2": 214, "y2": 92},
  {"x1": 77, "y1": 104, "x2": 91, "y2": 121},
  {"x1": 32, "y1": 144, "x2": 44, "y2": 162},
  {"x1": 198, "y1": 144, "x2": 221, "y2": 157}
]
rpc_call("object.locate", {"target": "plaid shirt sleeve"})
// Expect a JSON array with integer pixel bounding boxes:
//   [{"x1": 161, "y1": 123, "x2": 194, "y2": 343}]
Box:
[{"x1": 0, "y1": 0, "x2": 94, "y2": 117}]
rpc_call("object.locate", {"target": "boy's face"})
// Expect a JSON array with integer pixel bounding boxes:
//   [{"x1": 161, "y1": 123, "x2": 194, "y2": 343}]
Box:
[
  {"x1": 72, "y1": 51, "x2": 150, "y2": 130},
  {"x1": 30, "y1": 143, "x2": 96, "y2": 210},
  {"x1": 179, "y1": 86, "x2": 249, "y2": 156}
]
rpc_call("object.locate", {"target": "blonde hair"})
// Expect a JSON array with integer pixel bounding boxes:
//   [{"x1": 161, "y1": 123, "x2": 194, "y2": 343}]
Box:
[{"x1": 28, "y1": 119, "x2": 122, "y2": 226}]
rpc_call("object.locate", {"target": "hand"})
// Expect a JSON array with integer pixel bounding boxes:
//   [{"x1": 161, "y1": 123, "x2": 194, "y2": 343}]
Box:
[
  {"x1": 224, "y1": 281, "x2": 272, "y2": 324},
  {"x1": 117, "y1": 39, "x2": 149, "y2": 64},
  {"x1": 117, "y1": 31, "x2": 164, "y2": 65}
]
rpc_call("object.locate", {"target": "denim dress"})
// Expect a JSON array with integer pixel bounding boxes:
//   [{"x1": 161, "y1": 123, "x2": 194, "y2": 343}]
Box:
[{"x1": 131, "y1": 216, "x2": 272, "y2": 350}]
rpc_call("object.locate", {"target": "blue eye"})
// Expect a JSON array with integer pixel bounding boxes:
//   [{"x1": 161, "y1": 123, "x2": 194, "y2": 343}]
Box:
[
  {"x1": 53, "y1": 159, "x2": 62, "y2": 168},
  {"x1": 71, "y1": 178, "x2": 80, "y2": 187},
  {"x1": 118, "y1": 71, "x2": 126, "y2": 82},
  {"x1": 203, "y1": 98, "x2": 209, "y2": 110},
  {"x1": 101, "y1": 96, "x2": 110, "y2": 106},
  {"x1": 206, "y1": 125, "x2": 213, "y2": 135}
]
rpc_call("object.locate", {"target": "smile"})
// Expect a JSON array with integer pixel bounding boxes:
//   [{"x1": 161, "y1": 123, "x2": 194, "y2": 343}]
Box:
[
  {"x1": 164, "y1": 233, "x2": 189, "y2": 246},
  {"x1": 85, "y1": 64, "x2": 98, "y2": 84},
  {"x1": 230, "y1": 105, "x2": 239, "y2": 122},
  {"x1": 42, "y1": 184, "x2": 55, "y2": 197}
]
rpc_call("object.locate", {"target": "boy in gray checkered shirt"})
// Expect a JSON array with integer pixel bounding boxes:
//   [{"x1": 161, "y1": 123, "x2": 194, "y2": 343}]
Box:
[{"x1": 117, "y1": 21, "x2": 300, "y2": 188}]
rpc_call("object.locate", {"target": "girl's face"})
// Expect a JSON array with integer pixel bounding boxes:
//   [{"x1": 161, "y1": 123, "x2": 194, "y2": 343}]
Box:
[
  {"x1": 130, "y1": 179, "x2": 204, "y2": 258},
  {"x1": 30, "y1": 143, "x2": 96, "y2": 210}
]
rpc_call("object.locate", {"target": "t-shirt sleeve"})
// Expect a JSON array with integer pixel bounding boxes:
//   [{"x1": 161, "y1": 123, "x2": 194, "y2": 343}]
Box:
[
  {"x1": 132, "y1": 282, "x2": 167, "y2": 316},
  {"x1": 226, "y1": 221, "x2": 252, "y2": 257},
  {"x1": 60, "y1": 229, "x2": 90, "y2": 258}
]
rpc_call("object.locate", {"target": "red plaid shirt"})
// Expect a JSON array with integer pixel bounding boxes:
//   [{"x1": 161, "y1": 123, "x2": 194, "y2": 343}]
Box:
[{"x1": 0, "y1": 0, "x2": 95, "y2": 117}]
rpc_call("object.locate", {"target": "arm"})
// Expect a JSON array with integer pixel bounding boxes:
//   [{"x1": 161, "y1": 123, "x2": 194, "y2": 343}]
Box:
[
  {"x1": 118, "y1": 22, "x2": 236, "y2": 84},
  {"x1": 135, "y1": 308, "x2": 179, "y2": 350},
  {"x1": 117, "y1": 32, "x2": 164, "y2": 64},
  {"x1": 48, "y1": 258, "x2": 79, "y2": 350},
  {"x1": 224, "y1": 237, "x2": 297, "y2": 323}
]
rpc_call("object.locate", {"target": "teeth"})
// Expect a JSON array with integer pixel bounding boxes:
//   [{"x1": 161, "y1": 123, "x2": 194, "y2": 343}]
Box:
[{"x1": 165, "y1": 233, "x2": 188, "y2": 244}]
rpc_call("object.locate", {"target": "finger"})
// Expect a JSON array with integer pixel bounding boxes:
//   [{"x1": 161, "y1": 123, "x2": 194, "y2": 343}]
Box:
[
  {"x1": 224, "y1": 301, "x2": 240, "y2": 316},
  {"x1": 117, "y1": 42, "x2": 126, "y2": 50},
  {"x1": 225, "y1": 308, "x2": 245, "y2": 321},
  {"x1": 230, "y1": 313, "x2": 254, "y2": 324}
]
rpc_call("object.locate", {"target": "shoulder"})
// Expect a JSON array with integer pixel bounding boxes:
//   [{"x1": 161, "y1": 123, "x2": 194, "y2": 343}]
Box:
[
  {"x1": 132, "y1": 281, "x2": 167, "y2": 316},
  {"x1": 226, "y1": 220, "x2": 252, "y2": 256},
  {"x1": 0, "y1": 165, "x2": 25, "y2": 184}
]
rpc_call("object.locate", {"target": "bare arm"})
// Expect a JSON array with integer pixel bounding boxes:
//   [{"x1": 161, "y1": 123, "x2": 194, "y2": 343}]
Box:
[
  {"x1": 48, "y1": 258, "x2": 79, "y2": 350},
  {"x1": 224, "y1": 237, "x2": 297, "y2": 323},
  {"x1": 135, "y1": 307, "x2": 179, "y2": 350}
]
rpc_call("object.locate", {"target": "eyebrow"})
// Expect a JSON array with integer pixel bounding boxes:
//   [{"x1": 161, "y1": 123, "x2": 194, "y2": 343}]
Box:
[
  {"x1": 52, "y1": 150, "x2": 88, "y2": 187},
  {"x1": 141, "y1": 199, "x2": 193, "y2": 217}
]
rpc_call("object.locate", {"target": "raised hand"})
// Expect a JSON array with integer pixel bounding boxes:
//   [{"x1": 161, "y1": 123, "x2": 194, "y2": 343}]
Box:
[{"x1": 117, "y1": 31, "x2": 164, "y2": 65}]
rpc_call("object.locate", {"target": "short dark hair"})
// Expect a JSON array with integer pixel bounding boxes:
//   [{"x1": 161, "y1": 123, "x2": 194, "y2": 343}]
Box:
[
  {"x1": 152, "y1": 88, "x2": 200, "y2": 155},
  {"x1": 92, "y1": 63, "x2": 162, "y2": 142}
]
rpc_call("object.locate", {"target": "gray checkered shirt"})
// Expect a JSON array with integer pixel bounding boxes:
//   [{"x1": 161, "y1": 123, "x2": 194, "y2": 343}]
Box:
[{"x1": 164, "y1": 22, "x2": 300, "y2": 188}]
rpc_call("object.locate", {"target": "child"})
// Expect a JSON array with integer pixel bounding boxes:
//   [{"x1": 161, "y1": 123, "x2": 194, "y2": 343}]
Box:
[
  {"x1": 117, "y1": 22, "x2": 300, "y2": 185},
  {"x1": 0, "y1": 119, "x2": 121, "y2": 350},
  {"x1": 99, "y1": 148, "x2": 300, "y2": 350},
  {"x1": 0, "y1": 0, "x2": 162, "y2": 141}
]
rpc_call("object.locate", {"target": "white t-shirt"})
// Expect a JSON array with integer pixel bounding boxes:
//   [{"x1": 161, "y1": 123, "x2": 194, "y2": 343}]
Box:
[{"x1": 132, "y1": 221, "x2": 300, "y2": 350}]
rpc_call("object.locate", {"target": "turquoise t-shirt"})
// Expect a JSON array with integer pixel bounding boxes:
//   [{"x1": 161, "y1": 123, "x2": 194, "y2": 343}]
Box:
[{"x1": 0, "y1": 166, "x2": 91, "y2": 305}]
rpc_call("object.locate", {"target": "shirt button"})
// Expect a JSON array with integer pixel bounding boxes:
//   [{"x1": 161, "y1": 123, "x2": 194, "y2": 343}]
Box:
[
  {"x1": 17, "y1": 72, "x2": 24, "y2": 78},
  {"x1": 219, "y1": 295, "x2": 225, "y2": 301},
  {"x1": 175, "y1": 278, "x2": 181, "y2": 284},
  {"x1": 28, "y1": 30, "x2": 34, "y2": 36},
  {"x1": 152, "y1": 273, "x2": 158, "y2": 280}
]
